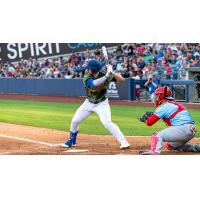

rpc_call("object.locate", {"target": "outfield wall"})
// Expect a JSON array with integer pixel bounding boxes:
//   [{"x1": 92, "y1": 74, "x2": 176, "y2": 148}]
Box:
[
  {"x1": 0, "y1": 78, "x2": 130, "y2": 100},
  {"x1": 0, "y1": 78, "x2": 196, "y2": 102},
  {"x1": 0, "y1": 78, "x2": 85, "y2": 96}
]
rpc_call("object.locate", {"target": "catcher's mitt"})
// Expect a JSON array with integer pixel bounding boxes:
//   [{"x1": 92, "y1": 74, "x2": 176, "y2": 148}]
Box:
[{"x1": 139, "y1": 112, "x2": 154, "y2": 122}]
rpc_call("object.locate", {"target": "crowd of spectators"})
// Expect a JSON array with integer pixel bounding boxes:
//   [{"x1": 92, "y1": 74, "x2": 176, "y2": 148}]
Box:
[{"x1": 0, "y1": 43, "x2": 200, "y2": 80}]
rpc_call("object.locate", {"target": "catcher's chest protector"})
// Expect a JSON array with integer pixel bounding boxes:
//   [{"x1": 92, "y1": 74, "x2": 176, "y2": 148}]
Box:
[{"x1": 163, "y1": 101, "x2": 186, "y2": 126}]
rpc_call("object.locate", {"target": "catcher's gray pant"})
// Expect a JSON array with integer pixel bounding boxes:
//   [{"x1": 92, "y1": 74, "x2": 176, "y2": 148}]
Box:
[
  {"x1": 151, "y1": 124, "x2": 198, "y2": 153},
  {"x1": 70, "y1": 98, "x2": 127, "y2": 144}
]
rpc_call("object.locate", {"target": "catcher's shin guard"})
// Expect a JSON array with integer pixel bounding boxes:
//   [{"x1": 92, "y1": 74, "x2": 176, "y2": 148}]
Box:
[
  {"x1": 64, "y1": 131, "x2": 78, "y2": 147},
  {"x1": 139, "y1": 133, "x2": 161, "y2": 155},
  {"x1": 139, "y1": 132, "x2": 160, "y2": 155},
  {"x1": 151, "y1": 132, "x2": 160, "y2": 153}
]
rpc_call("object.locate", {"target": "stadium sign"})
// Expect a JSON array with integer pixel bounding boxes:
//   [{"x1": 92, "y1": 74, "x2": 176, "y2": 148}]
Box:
[
  {"x1": 0, "y1": 43, "x2": 120, "y2": 63},
  {"x1": 107, "y1": 82, "x2": 120, "y2": 98}
]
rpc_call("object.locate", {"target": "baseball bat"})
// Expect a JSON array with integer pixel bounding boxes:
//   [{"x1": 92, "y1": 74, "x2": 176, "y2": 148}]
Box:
[{"x1": 102, "y1": 46, "x2": 109, "y2": 64}]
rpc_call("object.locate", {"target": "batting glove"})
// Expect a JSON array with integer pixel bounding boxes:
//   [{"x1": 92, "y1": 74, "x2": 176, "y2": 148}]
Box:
[{"x1": 105, "y1": 64, "x2": 113, "y2": 78}]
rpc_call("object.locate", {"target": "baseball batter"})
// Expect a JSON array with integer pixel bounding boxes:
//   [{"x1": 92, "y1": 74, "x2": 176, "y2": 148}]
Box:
[
  {"x1": 62, "y1": 59, "x2": 130, "y2": 149},
  {"x1": 139, "y1": 86, "x2": 200, "y2": 155}
]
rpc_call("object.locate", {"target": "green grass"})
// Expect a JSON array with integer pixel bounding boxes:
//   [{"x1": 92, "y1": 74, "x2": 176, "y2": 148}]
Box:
[{"x1": 0, "y1": 99, "x2": 199, "y2": 137}]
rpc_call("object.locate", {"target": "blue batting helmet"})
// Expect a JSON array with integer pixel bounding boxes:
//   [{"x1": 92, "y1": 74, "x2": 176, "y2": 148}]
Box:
[{"x1": 86, "y1": 60, "x2": 104, "y2": 74}]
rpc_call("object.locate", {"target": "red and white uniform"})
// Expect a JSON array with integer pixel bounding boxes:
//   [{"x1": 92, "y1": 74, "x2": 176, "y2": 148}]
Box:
[{"x1": 145, "y1": 100, "x2": 196, "y2": 154}]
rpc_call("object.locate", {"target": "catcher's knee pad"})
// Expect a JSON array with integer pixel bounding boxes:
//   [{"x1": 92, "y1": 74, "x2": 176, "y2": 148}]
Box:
[
  {"x1": 165, "y1": 143, "x2": 174, "y2": 150},
  {"x1": 165, "y1": 143, "x2": 181, "y2": 150}
]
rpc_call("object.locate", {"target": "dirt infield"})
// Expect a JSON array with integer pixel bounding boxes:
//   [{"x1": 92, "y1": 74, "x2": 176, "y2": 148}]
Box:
[
  {"x1": 0, "y1": 122, "x2": 200, "y2": 155},
  {"x1": 0, "y1": 94, "x2": 200, "y2": 155}
]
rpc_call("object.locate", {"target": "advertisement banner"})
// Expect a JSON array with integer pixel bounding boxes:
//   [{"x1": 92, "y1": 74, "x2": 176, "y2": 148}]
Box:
[
  {"x1": 107, "y1": 79, "x2": 130, "y2": 100},
  {"x1": 0, "y1": 43, "x2": 121, "y2": 63}
]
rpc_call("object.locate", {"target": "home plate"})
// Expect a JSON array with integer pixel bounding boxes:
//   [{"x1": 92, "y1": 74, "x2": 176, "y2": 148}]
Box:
[{"x1": 65, "y1": 149, "x2": 89, "y2": 153}]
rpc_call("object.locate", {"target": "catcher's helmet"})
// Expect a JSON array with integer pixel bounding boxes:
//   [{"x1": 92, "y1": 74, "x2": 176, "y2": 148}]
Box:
[
  {"x1": 154, "y1": 86, "x2": 172, "y2": 107},
  {"x1": 86, "y1": 60, "x2": 104, "y2": 74}
]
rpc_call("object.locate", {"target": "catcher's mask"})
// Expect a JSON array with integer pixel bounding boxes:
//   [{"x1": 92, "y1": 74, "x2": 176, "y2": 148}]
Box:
[{"x1": 154, "y1": 86, "x2": 172, "y2": 107}]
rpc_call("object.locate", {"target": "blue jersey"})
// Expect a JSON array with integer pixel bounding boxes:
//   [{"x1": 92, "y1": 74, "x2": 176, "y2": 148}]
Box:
[{"x1": 154, "y1": 101, "x2": 194, "y2": 126}]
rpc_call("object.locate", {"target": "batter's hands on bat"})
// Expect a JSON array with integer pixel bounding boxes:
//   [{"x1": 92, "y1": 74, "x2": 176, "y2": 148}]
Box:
[
  {"x1": 139, "y1": 112, "x2": 154, "y2": 122},
  {"x1": 105, "y1": 64, "x2": 113, "y2": 78}
]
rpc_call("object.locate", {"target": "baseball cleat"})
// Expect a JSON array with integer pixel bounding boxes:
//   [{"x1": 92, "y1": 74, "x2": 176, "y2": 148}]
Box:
[
  {"x1": 192, "y1": 144, "x2": 200, "y2": 152},
  {"x1": 62, "y1": 131, "x2": 78, "y2": 147},
  {"x1": 61, "y1": 140, "x2": 76, "y2": 148},
  {"x1": 139, "y1": 150, "x2": 160, "y2": 155},
  {"x1": 120, "y1": 141, "x2": 130, "y2": 149}
]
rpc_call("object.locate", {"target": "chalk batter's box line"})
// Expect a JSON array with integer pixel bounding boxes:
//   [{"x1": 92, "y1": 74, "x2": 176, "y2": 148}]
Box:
[
  {"x1": 0, "y1": 134, "x2": 91, "y2": 154},
  {"x1": 0, "y1": 134, "x2": 61, "y2": 147}
]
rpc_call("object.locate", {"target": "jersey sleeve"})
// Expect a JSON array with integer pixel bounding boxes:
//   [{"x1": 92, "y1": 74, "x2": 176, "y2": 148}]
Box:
[
  {"x1": 85, "y1": 78, "x2": 95, "y2": 88},
  {"x1": 146, "y1": 114, "x2": 160, "y2": 126},
  {"x1": 154, "y1": 103, "x2": 168, "y2": 119},
  {"x1": 83, "y1": 73, "x2": 91, "y2": 87}
]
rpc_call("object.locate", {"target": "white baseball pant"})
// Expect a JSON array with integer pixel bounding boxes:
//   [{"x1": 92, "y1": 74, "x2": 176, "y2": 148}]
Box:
[{"x1": 70, "y1": 98, "x2": 127, "y2": 144}]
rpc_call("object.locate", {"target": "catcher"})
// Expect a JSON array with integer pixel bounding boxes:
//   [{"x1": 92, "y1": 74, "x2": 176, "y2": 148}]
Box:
[{"x1": 139, "y1": 86, "x2": 200, "y2": 155}]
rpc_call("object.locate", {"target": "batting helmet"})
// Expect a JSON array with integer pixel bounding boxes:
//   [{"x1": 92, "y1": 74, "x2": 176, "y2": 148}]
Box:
[
  {"x1": 154, "y1": 86, "x2": 172, "y2": 107},
  {"x1": 86, "y1": 60, "x2": 104, "y2": 74}
]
